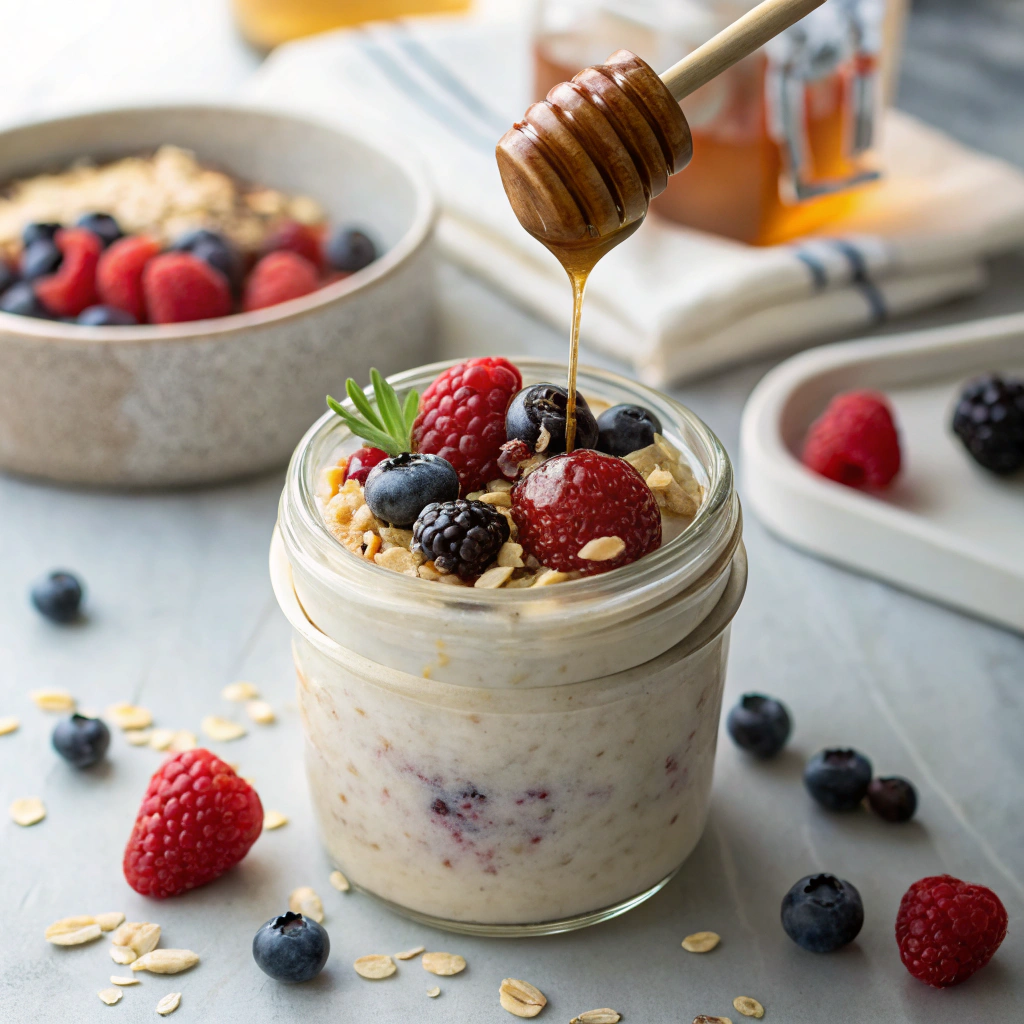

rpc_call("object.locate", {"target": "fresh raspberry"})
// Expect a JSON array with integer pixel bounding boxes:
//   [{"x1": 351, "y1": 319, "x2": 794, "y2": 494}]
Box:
[
  {"x1": 143, "y1": 252, "x2": 233, "y2": 324},
  {"x1": 123, "y1": 748, "x2": 263, "y2": 899},
  {"x1": 34, "y1": 228, "x2": 101, "y2": 317},
  {"x1": 801, "y1": 390, "x2": 901, "y2": 488},
  {"x1": 242, "y1": 251, "x2": 320, "y2": 312},
  {"x1": 896, "y1": 875, "x2": 1008, "y2": 987},
  {"x1": 344, "y1": 446, "x2": 389, "y2": 484},
  {"x1": 512, "y1": 449, "x2": 661, "y2": 574},
  {"x1": 413, "y1": 357, "x2": 522, "y2": 492},
  {"x1": 96, "y1": 235, "x2": 161, "y2": 321},
  {"x1": 264, "y1": 218, "x2": 325, "y2": 270}
]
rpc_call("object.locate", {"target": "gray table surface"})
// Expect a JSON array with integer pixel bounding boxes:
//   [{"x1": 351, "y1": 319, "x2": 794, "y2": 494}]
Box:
[{"x1": 2, "y1": 2, "x2": 1023, "y2": 1022}]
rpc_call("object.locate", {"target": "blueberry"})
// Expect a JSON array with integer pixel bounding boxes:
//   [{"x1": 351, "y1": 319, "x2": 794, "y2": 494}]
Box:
[
  {"x1": 253, "y1": 911, "x2": 330, "y2": 983},
  {"x1": 76, "y1": 212, "x2": 122, "y2": 248},
  {"x1": 866, "y1": 776, "x2": 917, "y2": 823},
  {"x1": 505, "y1": 383, "x2": 599, "y2": 454},
  {"x1": 596, "y1": 403, "x2": 663, "y2": 457},
  {"x1": 0, "y1": 261, "x2": 17, "y2": 295},
  {"x1": 22, "y1": 222, "x2": 61, "y2": 247},
  {"x1": 325, "y1": 227, "x2": 377, "y2": 273},
  {"x1": 171, "y1": 229, "x2": 241, "y2": 290},
  {"x1": 781, "y1": 873, "x2": 864, "y2": 952},
  {"x1": 21, "y1": 239, "x2": 63, "y2": 280},
  {"x1": 0, "y1": 281, "x2": 51, "y2": 318},
  {"x1": 364, "y1": 452, "x2": 459, "y2": 527},
  {"x1": 727, "y1": 693, "x2": 792, "y2": 758},
  {"x1": 77, "y1": 305, "x2": 137, "y2": 326},
  {"x1": 803, "y1": 748, "x2": 872, "y2": 811},
  {"x1": 52, "y1": 714, "x2": 110, "y2": 768},
  {"x1": 30, "y1": 570, "x2": 84, "y2": 623}
]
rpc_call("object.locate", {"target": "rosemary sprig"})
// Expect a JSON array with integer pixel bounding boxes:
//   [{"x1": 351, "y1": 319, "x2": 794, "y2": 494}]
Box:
[{"x1": 326, "y1": 369, "x2": 419, "y2": 456}]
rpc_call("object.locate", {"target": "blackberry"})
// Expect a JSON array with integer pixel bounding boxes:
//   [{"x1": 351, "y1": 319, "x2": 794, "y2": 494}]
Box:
[
  {"x1": 413, "y1": 499, "x2": 510, "y2": 577},
  {"x1": 951, "y1": 373, "x2": 1024, "y2": 475}
]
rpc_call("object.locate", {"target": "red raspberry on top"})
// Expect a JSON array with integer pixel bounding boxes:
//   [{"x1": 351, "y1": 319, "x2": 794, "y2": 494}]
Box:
[
  {"x1": 413, "y1": 357, "x2": 522, "y2": 492},
  {"x1": 512, "y1": 449, "x2": 661, "y2": 574},
  {"x1": 242, "y1": 251, "x2": 320, "y2": 312},
  {"x1": 96, "y1": 235, "x2": 161, "y2": 322},
  {"x1": 144, "y1": 252, "x2": 233, "y2": 324},
  {"x1": 801, "y1": 390, "x2": 901, "y2": 489},
  {"x1": 344, "y1": 445, "x2": 388, "y2": 484},
  {"x1": 123, "y1": 748, "x2": 263, "y2": 899},
  {"x1": 264, "y1": 218, "x2": 325, "y2": 271},
  {"x1": 896, "y1": 874, "x2": 1007, "y2": 987},
  {"x1": 34, "y1": 228, "x2": 101, "y2": 317}
]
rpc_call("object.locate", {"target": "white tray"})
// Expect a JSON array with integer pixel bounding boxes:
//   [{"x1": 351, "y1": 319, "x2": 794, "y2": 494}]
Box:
[{"x1": 741, "y1": 312, "x2": 1024, "y2": 633}]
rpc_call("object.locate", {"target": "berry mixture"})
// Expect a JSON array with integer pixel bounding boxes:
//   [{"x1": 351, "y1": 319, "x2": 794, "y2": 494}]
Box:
[
  {"x1": 320, "y1": 359, "x2": 704, "y2": 588},
  {"x1": 0, "y1": 146, "x2": 380, "y2": 325}
]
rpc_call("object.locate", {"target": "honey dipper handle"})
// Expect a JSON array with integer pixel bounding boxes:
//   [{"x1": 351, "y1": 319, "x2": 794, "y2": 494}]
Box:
[{"x1": 660, "y1": 0, "x2": 827, "y2": 101}]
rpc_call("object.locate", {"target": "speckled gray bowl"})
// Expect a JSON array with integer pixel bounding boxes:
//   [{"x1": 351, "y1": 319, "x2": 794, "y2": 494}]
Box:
[{"x1": 0, "y1": 105, "x2": 438, "y2": 487}]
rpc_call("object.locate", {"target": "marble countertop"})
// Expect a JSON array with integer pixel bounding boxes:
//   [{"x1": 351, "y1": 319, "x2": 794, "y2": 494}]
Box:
[{"x1": 2, "y1": 2, "x2": 1023, "y2": 1022}]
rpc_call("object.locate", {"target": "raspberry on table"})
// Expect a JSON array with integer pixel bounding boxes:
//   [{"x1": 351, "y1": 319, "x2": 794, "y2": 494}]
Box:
[
  {"x1": 242, "y1": 251, "x2": 320, "y2": 312},
  {"x1": 512, "y1": 449, "x2": 661, "y2": 574},
  {"x1": 896, "y1": 875, "x2": 1008, "y2": 987},
  {"x1": 96, "y1": 235, "x2": 161, "y2": 322},
  {"x1": 143, "y1": 252, "x2": 233, "y2": 324},
  {"x1": 801, "y1": 390, "x2": 901, "y2": 489},
  {"x1": 413, "y1": 357, "x2": 523, "y2": 492},
  {"x1": 34, "y1": 228, "x2": 102, "y2": 317},
  {"x1": 123, "y1": 748, "x2": 263, "y2": 898}
]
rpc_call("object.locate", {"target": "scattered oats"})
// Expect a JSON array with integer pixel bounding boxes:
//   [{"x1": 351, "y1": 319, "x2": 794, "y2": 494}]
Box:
[
  {"x1": 329, "y1": 870, "x2": 350, "y2": 893},
  {"x1": 571, "y1": 1012, "x2": 621, "y2": 1024},
  {"x1": 112, "y1": 922, "x2": 160, "y2": 956},
  {"x1": 10, "y1": 796, "x2": 45, "y2": 826},
  {"x1": 156, "y1": 992, "x2": 182, "y2": 1016},
  {"x1": 535, "y1": 424, "x2": 552, "y2": 453},
  {"x1": 486, "y1": 478, "x2": 513, "y2": 493},
  {"x1": 475, "y1": 566, "x2": 514, "y2": 589},
  {"x1": 732, "y1": 997, "x2": 764, "y2": 1018},
  {"x1": 148, "y1": 728, "x2": 175, "y2": 751},
  {"x1": 111, "y1": 946, "x2": 138, "y2": 965},
  {"x1": 45, "y1": 918, "x2": 103, "y2": 945},
  {"x1": 264, "y1": 810, "x2": 288, "y2": 830},
  {"x1": 0, "y1": 716, "x2": 19, "y2": 735},
  {"x1": 374, "y1": 547, "x2": 421, "y2": 575},
  {"x1": 110, "y1": 976, "x2": 138, "y2": 986},
  {"x1": 131, "y1": 950, "x2": 199, "y2": 975},
  {"x1": 222, "y1": 681, "x2": 260, "y2": 702},
  {"x1": 422, "y1": 952, "x2": 466, "y2": 976},
  {"x1": 107, "y1": 703, "x2": 153, "y2": 731},
  {"x1": 427, "y1": 986, "x2": 441, "y2": 998},
  {"x1": 693, "y1": 1017, "x2": 732, "y2": 1024},
  {"x1": 577, "y1": 536, "x2": 625, "y2": 561},
  {"x1": 167, "y1": 730, "x2": 196, "y2": 752},
  {"x1": 289, "y1": 886, "x2": 324, "y2": 923},
  {"x1": 125, "y1": 729, "x2": 153, "y2": 746},
  {"x1": 496, "y1": 542, "x2": 525, "y2": 568},
  {"x1": 499, "y1": 978, "x2": 547, "y2": 1018},
  {"x1": 534, "y1": 569, "x2": 572, "y2": 587},
  {"x1": 682, "y1": 931, "x2": 720, "y2": 953},
  {"x1": 200, "y1": 715, "x2": 246, "y2": 742},
  {"x1": 29, "y1": 689, "x2": 75, "y2": 712},
  {"x1": 395, "y1": 945, "x2": 425, "y2": 960},
  {"x1": 480, "y1": 490, "x2": 512, "y2": 507},
  {"x1": 246, "y1": 700, "x2": 275, "y2": 725},
  {"x1": 96, "y1": 912, "x2": 126, "y2": 932},
  {"x1": 354, "y1": 954, "x2": 397, "y2": 980},
  {"x1": 98, "y1": 987, "x2": 123, "y2": 1006}
]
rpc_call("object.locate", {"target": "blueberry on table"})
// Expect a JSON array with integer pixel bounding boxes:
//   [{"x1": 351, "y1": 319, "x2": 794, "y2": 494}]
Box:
[
  {"x1": 20, "y1": 238, "x2": 63, "y2": 281},
  {"x1": 951, "y1": 373, "x2": 1024, "y2": 475},
  {"x1": 30, "y1": 570, "x2": 84, "y2": 623},
  {"x1": 253, "y1": 912, "x2": 330, "y2": 983},
  {"x1": 22, "y1": 222, "x2": 61, "y2": 247},
  {"x1": 77, "y1": 305, "x2": 137, "y2": 326},
  {"x1": 76, "y1": 212, "x2": 123, "y2": 248},
  {"x1": 505, "y1": 383, "x2": 599, "y2": 454},
  {"x1": 596, "y1": 403, "x2": 663, "y2": 457},
  {"x1": 364, "y1": 452, "x2": 459, "y2": 527},
  {"x1": 0, "y1": 281, "x2": 50, "y2": 318},
  {"x1": 52, "y1": 714, "x2": 110, "y2": 768},
  {"x1": 726, "y1": 693, "x2": 791, "y2": 758},
  {"x1": 867, "y1": 776, "x2": 917, "y2": 823},
  {"x1": 325, "y1": 227, "x2": 377, "y2": 273},
  {"x1": 781, "y1": 873, "x2": 864, "y2": 952},
  {"x1": 803, "y1": 748, "x2": 872, "y2": 812},
  {"x1": 413, "y1": 499, "x2": 511, "y2": 576}
]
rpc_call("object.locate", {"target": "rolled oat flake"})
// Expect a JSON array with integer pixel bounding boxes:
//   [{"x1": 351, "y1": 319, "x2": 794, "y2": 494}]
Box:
[
  {"x1": 682, "y1": 931, "x2": 721, "y2": 953},
  {"x1": 422, "y1": 951, "x2": 466, "y2": 976},
  {"x1": 354, "y1": 955, "x2": 397, "y2": 980},
  {"x1": 733, "y1": 996, "x2": 765, "y2": 1018},
  {"x1": 499, "y1": 978, "x2": 547, "y2": 1018},
  {"x1": 571, "y1": 1011, "x2": 621, "y2": 1023}
]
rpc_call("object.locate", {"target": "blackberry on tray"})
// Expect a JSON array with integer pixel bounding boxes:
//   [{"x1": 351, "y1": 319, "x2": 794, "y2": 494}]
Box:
[{"x1": 951, "y1": 373, "x2": 1024, "y2": 475}]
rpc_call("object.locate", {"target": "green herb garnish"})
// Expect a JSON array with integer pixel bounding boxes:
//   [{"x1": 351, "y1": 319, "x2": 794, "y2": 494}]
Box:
[{"x1": 326, "y1": 369, "x2": 419, "y2": 456}]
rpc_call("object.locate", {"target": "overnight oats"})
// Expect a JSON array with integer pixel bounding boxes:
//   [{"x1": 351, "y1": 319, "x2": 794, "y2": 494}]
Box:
[{"x1": 272, "y1": 356, "x2": 745, "y2": 934}]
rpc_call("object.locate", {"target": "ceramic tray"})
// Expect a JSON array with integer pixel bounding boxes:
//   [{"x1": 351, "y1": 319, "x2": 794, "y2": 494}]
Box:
[{"x1": 741, "y1": 312, "x2": 1024, "y2": 633}]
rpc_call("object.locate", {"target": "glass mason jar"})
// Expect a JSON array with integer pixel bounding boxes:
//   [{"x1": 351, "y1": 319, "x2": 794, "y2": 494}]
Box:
[
  {"x1": 535, "y1": 0, "x2": 908, "y2": 245},
  {"x1": 272, "y1": 358, "x2": 745, "y2": 935}
]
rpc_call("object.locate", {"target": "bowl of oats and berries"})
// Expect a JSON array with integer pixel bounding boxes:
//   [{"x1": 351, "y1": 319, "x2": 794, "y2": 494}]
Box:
[
  {"x1": 271, "y1": 356, "x2": 746, "y2": 933},
  {"x1": 0, "y1": 105, "x2": 435, "y2": 486}
]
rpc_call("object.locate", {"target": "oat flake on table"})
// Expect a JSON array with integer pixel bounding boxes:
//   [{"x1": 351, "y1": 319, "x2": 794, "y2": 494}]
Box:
[
  {"x1": 499, "y1": 978, "x2": 547, "y2": 1018},
  {"x1": 328, "y1": 869, "x2": 350, "y2": 892},
  {"x1": 422, "y1": 952, "x2": 466, "y2": 976},
  {"x1": 733, "y1": 996, "x2": 765, "y2": 1018},
  {"x1": 110, "y1": 976, "x2": 139, "y2": 986},
  {"x1": 263, "y1": 810, "x2": 288, "y2": 830},
  {"x1": 246, "y1": 699, "x2": 276, "y2": 725},
  {"x1": 222, "y1": 682, "x2": 259, "y2": 702},
  {"x1": 427, "y1": 986, "x2": 441, "y2": 998},
  {"x1": 0, "y1": 716, "x2": 19, "y2": 735},
  {"x1": 112, "y1": 921, "x2": 160, "y2": 956},
  {"x1": 156, "y1": 992, "x2": 182, "y2": 1016},
  {"x1": 45, "y1": 917, "x2": 103, "y2": 946},
  {"x1": 288, "y1": 886, "x2": 324, "y2": 923},
  {"x1": 131, "y1": 949, "x2": 199, "y2": 975},
  {"x1": 395, "y1": 945, "x2": 425, "y2": 960},
  {"x1": 9, "y1": 796, "x2": 45, "y2": 826},
  {"x1": 97, "y1": 987, "x2": 123, "y2": 1006},
  {"x1": 29, "y1": 689, "x2": 75, "y2": 712},
  {"x1": 571, "y1": 1011, "x2": 621, "y2": 1024},
  {"x1": 201, "y1": 715, "x2": 246, "y2": 741},
  {"x1": 354, "y1": 955, "x2": 397, "y2": 980},
  {"x1": 682, "y1": 931, "x2": 721, "y2": 953},
  {"x1": 106, "y1": 703, "x2": 153, "y2": 730}
]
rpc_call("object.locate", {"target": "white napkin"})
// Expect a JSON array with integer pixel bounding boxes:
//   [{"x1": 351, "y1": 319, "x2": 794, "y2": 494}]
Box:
[{"x1": 245, "y1": 11, "x2": 1024, "y2": 385}]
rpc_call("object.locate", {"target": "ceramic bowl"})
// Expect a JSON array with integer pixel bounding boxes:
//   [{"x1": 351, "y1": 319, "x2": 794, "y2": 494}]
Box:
[{"x1": 0, "y1": 105, "x2": 437, "y2": 487}]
